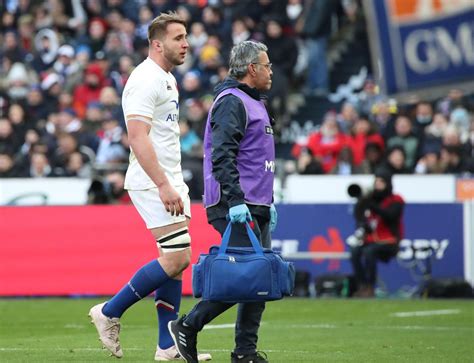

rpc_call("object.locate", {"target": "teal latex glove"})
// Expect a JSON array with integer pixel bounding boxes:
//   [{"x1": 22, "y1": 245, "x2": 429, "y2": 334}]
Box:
[
  {"x1": 270, "y1": 204, "x2": 278, "y2": 232},
  {"x1": 229, "y1": 204, "x2": 252, "y2": 223}
]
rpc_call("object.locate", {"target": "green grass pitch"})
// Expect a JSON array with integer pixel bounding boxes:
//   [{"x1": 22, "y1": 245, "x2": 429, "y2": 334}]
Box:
[{"x1": 0, "y1": 298, "x2": 472, "y2": 362}]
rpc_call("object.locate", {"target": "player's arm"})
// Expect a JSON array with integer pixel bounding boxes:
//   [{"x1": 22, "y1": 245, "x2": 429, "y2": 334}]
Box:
[{"x1": 127, "y1": 116, "x2": 184, "y2": 216}]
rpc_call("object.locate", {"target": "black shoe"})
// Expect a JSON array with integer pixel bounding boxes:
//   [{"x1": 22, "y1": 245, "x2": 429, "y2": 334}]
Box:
[
  {"x1": 168, "y1": 315, "x2": 198, "y2": 363},
  {"x1": 231, "y1": 351, "x2": 268, "y2": 363}
]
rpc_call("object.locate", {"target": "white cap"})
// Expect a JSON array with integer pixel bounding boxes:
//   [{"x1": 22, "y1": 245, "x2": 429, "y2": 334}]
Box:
[
  {"x1": 58, "y1": 44, "x2": 75, "y2": 58},
  {"x1": 41, "y1": 73, "x2": 61, "y2": 90}
]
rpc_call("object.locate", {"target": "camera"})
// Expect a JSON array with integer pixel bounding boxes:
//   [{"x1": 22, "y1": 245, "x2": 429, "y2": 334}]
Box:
[
  {"x1": 347, "y1": 183, "x2": 372, "y2": 200},
  {"x1": 346, "y1": 183, "x2": 373, "y2": 247}
]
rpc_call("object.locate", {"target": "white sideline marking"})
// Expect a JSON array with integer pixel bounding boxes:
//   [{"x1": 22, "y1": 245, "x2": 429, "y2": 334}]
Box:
[
  {"x1": 0, "y1": 347, "x2": 312, "y2": 354},
  {"x1": 274, "y1": 323, "x2": 472, "y2": 331},
  {"x1": 390, "y1": 309, "x2": 461, "y2": 318},
  {"x1": 203, "y1": 323, "x2": 235, "y2": 330},
  {"x1": 287, "y1": 324, "x2": 337, "y2": 329},
  {"x1": 0, "y1": 348, "x2": 145, "y2": 351},
  {"x1": 64, "y1": 324, "x2": 85, "y2": 329},
  {"x1": 204, "y1": 321, "x2": 268, "y2": 330}
]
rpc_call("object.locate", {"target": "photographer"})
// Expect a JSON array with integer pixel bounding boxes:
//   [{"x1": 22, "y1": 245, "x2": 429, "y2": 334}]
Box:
[
  {"x1": 87, "y1": 171, "x2": 131, "y2": 204},
  {"x1": 347, "y1": 169, "x2": 405, "y2": 297}
]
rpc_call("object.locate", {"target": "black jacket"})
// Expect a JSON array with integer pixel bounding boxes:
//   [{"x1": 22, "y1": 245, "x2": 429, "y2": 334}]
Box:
[
  {"x1": 302, "y1": 0, "x2": 336, "y2": 39},
  {"x1": 206, "y1": 77, "x2": 272, "y2": 222}
]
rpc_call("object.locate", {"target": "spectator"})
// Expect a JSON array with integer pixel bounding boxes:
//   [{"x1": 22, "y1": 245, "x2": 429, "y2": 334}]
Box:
[
  {"x1": 180, "y1": 70, "x2": 203, "y2": 100},
  {"x1": 337, "y1": 102, "x2": 359, "y2": 134},
  {"x1": 73, "y1": 63, "x2": 108, "y2": 118},
  {"x1": 25, "y1": 85, "x2": 49, "y2": 124},
  {"x1": 58, "y1": 90, "x2": 75, "y2": 113},
  {"x1": 370, "y1": 98, "x2": 397, "y2": 139},
  {"x1": 441, "y1": 145, "x2": 470, "y2": 174},
  {"x1": 386, "y1": 115, "x2": 420, "y2": 171},
  {"x1": 330, "y1": 146, "x2": 366, "y2": 175},
  {"x1": 99, "y1": 86, "x2": 124, "y2": 127},
  {"x1": 83, "y1": 102, "x2": 105, "y2": 133},
  {"x1": 359, "y1": 141, "x2": 385, "y2": 174},
  {"x1": 196, "y1": 44, "x2": 223, "y2": 92},
  {"x1": 202, "y1": 6, "x2": 231, "y2": 43},
  {"x1": 64, "y1": 151, "x2": 92, "y2": 178},
  {"x1": 27, "y1": 151, "x2": 55, "y2": 178},
  {"x1": 357, "y1": 76, "x2": 383, "y2": 116},
  {"x1": 179, "y1": 119, "x2": 202, "y2": 157},
  {"x1": 264, "y1": 16, "x2": 298, "y2": 121},
  {"x1": 32, "y1": 28, "x2": 60, "y2": 73},
  {"x1": 286, "y1": 0, "x2": 303, "y2": 27},
  {"x1": 103, "y1": 31, "x2": 129, "y2": 71},
  {"x1": 231, "y1": 17, "x2": 252, "y2": 46},
  {"x1": 436, "y1": 88, "x2": 465, "y2": 116},
  {"x1": 422, "y1": 113, "x2": 449, "y2": 156},
  {"x1": 135, "y1": 5, "x2": 154, "y2": 44},
  {"x1": 110, "y1": 54, "x2": 135, "y2": 95},
  {"x1": 52, "y1": 132, "x2": 91, "y2": 173},
  {"x1": 48, "y1": 0, "x2": 87, "y2": 37},
  {"x1": 349, "y1": 116, "x2": 384, "y2": 166},
  {"x1": 53, "y1": 44, "x2": 82, "y2": 92},
  {"x1": 299, "y1": 0, "x2": 336, "y2": 96},
  {"x1": 415, "y1": 148, "x2": 444, "y2": 174},
  {"x1": 305, "y1": 112, "x2": 348, "y2": 173},
  {"x1": 6, "y1": 62, "x2": 35, "y2": 101},
  {"x1": 0, "y1": 117, "x2": 21, "y2": 155},
  {"x1": 18, "y1": 128, "x2": 41, "y2": 158},
  {"x1": 2, "y1": 30, "x2": 27, "y2": 63},
  {"x1": 382, "y1": 145, "x2": 411, "y2": 174},
  {"x1": 85, "y1": 17, "x2": 108, "y2": 57},
  {"x1": 17, "y1": 15, "x2": 35, "y2": 53},
  {"x1": 0, "y1": 152, "x2": 17, "y2": 177},
  {"x1": 182, "y1": 98, "x2": 207, "y2": 139},
  {"x1": 8, "y1": 103, "x2": 30, "y2": 139},
  {"x1": 450, "y1": 106, "x2": 470, "y2": 142},
  {"x1": 41, "y1": 72, "x2": 63, "y2": 113},
  {"x1": 95, "y1": 118, "x2": 127, "y2": 166},
  {"x1": 413, "y1": 101, "x2": 434, "y2": 133},
  {"x1": 187, "y1": 22, "x2": 209, "y2": 57}
]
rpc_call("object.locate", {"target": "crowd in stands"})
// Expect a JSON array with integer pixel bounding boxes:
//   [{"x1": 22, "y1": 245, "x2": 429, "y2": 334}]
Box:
[
  {"x1": 0, "y1": 0, "x2": 473, "y2": 202},
  {"x1": 291, "y1": 86, "x2": 474, "y2": 176}
]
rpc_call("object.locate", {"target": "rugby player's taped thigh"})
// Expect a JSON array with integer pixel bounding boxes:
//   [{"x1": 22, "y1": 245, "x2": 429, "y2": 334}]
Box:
[{"x1": 156, "y1": 226, "x2": 191, "y2": 253}]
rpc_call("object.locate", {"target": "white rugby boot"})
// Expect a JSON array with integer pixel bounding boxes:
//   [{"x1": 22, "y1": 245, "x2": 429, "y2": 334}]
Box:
[
  {"x1": 155, "y1": 345, "x2": 212, "y2": 361},
  {"x1": 88, "y1": 302, "x2": 123, "y2": 358}
]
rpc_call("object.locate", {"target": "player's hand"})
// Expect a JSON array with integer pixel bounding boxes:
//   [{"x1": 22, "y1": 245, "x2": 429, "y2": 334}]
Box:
[
  {"x1": 270, "y1": 204, "x2": 278, "y2": 232},
  {"x1": 229, "y1": 204, "x2": 252, "y2": 224},
  {"x1": 159, "y1": 183, "x2": 184, "y2": 216}
]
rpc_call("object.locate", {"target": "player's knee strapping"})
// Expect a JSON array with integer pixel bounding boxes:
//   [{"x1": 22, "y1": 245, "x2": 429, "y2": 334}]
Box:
[{"x1": 157, "y1": 227, "x2": 190, "y2": 253}]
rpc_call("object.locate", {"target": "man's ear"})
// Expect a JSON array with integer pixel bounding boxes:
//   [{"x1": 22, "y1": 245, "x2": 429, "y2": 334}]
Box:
[
  {"x1": 248, "y1": 63, "x2": 257, "y2": 77},
  {"x1": 152, "y1": 39, "x2": 162, "y2": 52}
]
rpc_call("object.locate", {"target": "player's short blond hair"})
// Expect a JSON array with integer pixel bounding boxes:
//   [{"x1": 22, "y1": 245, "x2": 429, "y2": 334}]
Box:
[{"x1": 148, "y1": 11, "x2": 187, "y2": 43}]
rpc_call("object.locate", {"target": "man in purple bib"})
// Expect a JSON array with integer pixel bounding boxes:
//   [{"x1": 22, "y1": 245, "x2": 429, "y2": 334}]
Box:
[{"x1": 169, "y1": 41, "x2": 277, "y2": 363}]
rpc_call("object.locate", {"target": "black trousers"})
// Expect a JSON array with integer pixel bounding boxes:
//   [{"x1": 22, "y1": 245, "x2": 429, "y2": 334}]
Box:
[
  {"x1": 184, "y1": 216, "x2": 271, "y2": 355},
  {"x1": 350, "y1": 243, "x2": 398, "y2": 287}
]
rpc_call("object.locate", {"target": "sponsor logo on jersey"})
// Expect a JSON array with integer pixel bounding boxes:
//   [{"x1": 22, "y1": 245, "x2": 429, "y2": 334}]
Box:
[
  {"x1": 264, "y1": 160, "x2": 275, "y2": 172},
  {"x1": 170, "y1": 100, "x2": 179, "y2": 109},
  {"x1": 265, "y1": 125, "x2": 273, "y2": 135}
]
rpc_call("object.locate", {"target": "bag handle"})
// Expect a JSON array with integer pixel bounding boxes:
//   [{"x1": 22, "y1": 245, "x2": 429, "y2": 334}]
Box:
[{"x1": 219, "y1": 222, "x2": 264, "y2": 255}]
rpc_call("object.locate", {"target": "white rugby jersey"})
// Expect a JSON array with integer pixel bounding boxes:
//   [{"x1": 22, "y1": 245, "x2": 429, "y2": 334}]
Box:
[{"x1": 122, "y1": 57, "x2": 184, "y2": 190}]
